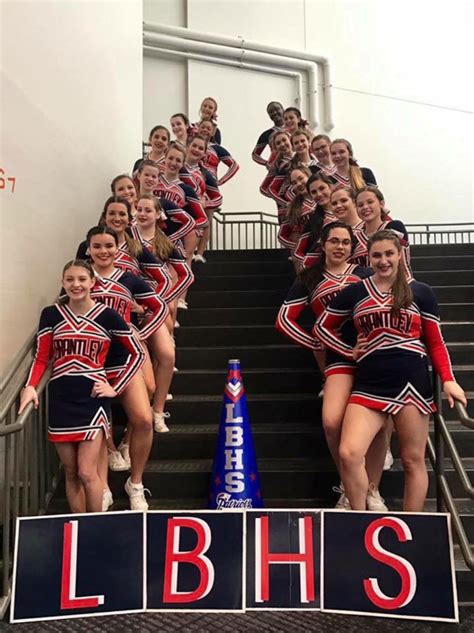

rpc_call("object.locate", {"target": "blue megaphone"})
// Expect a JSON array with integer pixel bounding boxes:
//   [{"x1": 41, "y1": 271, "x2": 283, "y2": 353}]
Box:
[{"x1": 209, "y1": 359, "x2": 263, "y2": 509}]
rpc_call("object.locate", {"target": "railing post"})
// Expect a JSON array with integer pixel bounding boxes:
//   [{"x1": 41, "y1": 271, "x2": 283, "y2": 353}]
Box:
[{"x1": 433, "y1": 373, "x2": 445, "y2": 512}]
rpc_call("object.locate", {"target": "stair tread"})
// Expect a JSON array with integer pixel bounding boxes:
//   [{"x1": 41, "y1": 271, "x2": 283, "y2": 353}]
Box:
[
  {"x1": 194, "y1": 269, "x2": 474, "y2": 278},
  {"x1": 171, "y1": 367, "x2": 319, "y2": 374},
  {"x1": 178, "y1": 322, "x2": 474, "y2": 327},
  {"x1": 168, "y1": 393, "x2": 320, "y2": 402},
  {"x1": 159, "y1": 422, "x2": 319, "y2": 434},
  {"x1": 142, "y1": 456, "x2": 474, "y2": 473}
]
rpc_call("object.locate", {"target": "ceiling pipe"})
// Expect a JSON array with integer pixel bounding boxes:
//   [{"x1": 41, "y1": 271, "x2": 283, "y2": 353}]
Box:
[
  {"x1": 143, "y1": 21, "x2": 334, "y2": 130},
  {"x1": 143, "y1": 30, "x2": 319, "y2": 127},
  {"x1": 143, "y1": 45, "x2": 304, "y2": 108}
]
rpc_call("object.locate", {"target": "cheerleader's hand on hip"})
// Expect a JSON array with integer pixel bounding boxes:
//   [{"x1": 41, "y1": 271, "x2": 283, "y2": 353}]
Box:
[
  {"x1": 443, "y1": 381, "x2": 467, "y2": 408},
  {"x1": 91, "y1": 381, "x2": 117, "y2": 399},
  {"x1": 18, "y1": 386, "x2": 39, "y2": 414},
  {"x1": 130, "y1": 300, "x2": 144, "y2": 314},
  {"x1": 353, "y1": 334, "x2": 368, "y2": 361}
]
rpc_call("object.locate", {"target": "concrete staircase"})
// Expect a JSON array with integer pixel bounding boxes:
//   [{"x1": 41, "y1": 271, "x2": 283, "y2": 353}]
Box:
[{"x1": 49, "y1": 242, "x2": 474, "y2": 601}]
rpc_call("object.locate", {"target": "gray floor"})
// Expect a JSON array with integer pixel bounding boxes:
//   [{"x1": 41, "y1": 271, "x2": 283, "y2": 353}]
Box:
[{"x1": 2, "y1": 608, "x2": 474, "y2": 632}]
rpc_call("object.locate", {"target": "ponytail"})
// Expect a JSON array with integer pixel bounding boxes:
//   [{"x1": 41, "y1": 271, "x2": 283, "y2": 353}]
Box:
[
  {"x1": 391, "y1": 261, "x2": 413, "y2": 313},
  {"x1": 151, "y1": 228, "x2": 174, "y2": 261},
  {"x1": 299, "y1": 251, "x2": 326, "y2": 292},
  {"x1": 286, "y1": 194, "x2": 305, "y2": 226},
  {"x1": 349, "y1": 160, "x2": 366, "y2": 190},
  {"x1": 124, "y1": 232, "x2": 143, "y2": 259}
]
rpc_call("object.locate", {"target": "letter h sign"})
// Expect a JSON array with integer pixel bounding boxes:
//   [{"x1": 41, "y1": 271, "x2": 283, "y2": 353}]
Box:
[{"x1": 246, "y1": 511, "x2": 321, "y2": 609}]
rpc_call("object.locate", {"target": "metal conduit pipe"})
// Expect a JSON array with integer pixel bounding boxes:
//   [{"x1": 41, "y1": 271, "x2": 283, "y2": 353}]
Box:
[
  {"x1": 143, "y1": 30, "x2": 319, "y2": 127},
  {"x1": 143, "y1": 45, "x2": 304, "y2": 108},
  {"x1": 143, "y1": 22, "x2": 334, "y2": 130}
]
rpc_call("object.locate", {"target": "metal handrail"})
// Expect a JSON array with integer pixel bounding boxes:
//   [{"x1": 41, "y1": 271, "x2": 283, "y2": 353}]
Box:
[
  {"x1": 0, "y1": 365, "x2": 59, "y2": 618},
  {"x1": 455, "y1": 401, "x2": 474, "y2": 430},
  {"x1": 0, "y1": 330, "x2": 36, "y2": 393},
  {"x1": 209, "y1": 211, "x2": 474, "y2": 251},
  {"x1": 429, "y1": 375, "x2": 474, "y2": 570}
]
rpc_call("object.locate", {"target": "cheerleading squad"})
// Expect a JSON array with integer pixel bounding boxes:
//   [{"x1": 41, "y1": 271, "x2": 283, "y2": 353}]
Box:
[
  {"x1": 253, "y1": 101, "x2": 468, "y2": 512},
  {"x1": 19, "y1": 97, "x2": 239, "y2": 514}
]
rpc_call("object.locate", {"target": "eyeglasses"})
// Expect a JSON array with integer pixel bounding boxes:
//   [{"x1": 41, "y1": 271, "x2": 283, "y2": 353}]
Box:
[{"x1": 326, "y1": 238, "x2": 352, "y2": 246}]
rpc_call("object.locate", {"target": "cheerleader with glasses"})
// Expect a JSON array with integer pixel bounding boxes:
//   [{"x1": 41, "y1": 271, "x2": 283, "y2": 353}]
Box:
[
  {"x1": 277, "y1": 222, "x2": 388, "y2": 510},
  {"x1": 315, "y1": 229, "x2": 466, "y2": 511}
]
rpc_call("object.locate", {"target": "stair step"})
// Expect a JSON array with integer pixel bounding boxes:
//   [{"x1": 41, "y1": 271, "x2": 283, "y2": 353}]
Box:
[
  {"x1": 155, "y1": 392, "x2": 474, "y2": 425},
  {"x1": 142, "y1": 423, "x2": 325, "y2": 460},
  {"x1": 195, "y1": 255, "x2": 474, "y2": 276},
  {"x1": 175, "y1": 342, "x2": 474, "y2": 369},
  {"x1": 170, "y1": 367, "x2": 322, "y2": 395},
  {"x1": 192, "y1": 270, "x2": 474, "y2": 291},
  {"x1": 187, "y1": 286, "x2": 474, "y2": 307},
  {"x1": 175, "y1": 322, "x2": 473, "y2": 346},
  {"x1": 206, "y1": 244, "x2": 474, "y2": 261},
  {"x1": 179, "y1": 303, "x2": 474, "y2": 326},
  {"x1": 54, "y1": 457, "x2": 474, "y2": 500},
  {"x1": 176, "y1": 345, "x2": 317, "y2": 369},
  {"x1": 109, "y1": 422, "x2": 474, "y2": 460},
  {"x1": 162, "y1": 393, "x2": 322, "y2": 423}
]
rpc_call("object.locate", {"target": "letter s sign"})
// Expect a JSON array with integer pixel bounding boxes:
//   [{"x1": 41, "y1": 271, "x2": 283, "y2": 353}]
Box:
[{"x1": 363, "y1": 517, "x2": 417, "y2": 610}]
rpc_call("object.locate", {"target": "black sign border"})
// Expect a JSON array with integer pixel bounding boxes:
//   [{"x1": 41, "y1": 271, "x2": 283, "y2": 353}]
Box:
[
  {"x1": 320, "y1": 509, "x2": 459, "y2": 623},
  {"x1": 11, "y1": 510, "x2": 146, "y2": 624}
]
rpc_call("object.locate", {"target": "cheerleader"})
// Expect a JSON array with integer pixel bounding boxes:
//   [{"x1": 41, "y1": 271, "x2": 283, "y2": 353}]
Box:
[
  {"x1": 259, "y1": 131, "x2": 293, "y2": 219},
  {"x1": 330, "y1": 138, "x2": 377, "y2": 188},
  {"x1": 293, "y1": 173, "x2": 335, "y2": 267},
  {"x1": 154, "y1": 144, "x2": 208, "y2": 285},
  {"x1": 276, "y1": 222, "x2": 387, "y2": 510},
  {"x1": 180, "y1": 135, "x2": 223, "y2": 263},
  {"x1": 132, "y1": 125, "x2": 170, "y2": 175},
  {"x1": 330, "y1": 186, "x2": 363, "y2": 228},
  {"x1": 19, "y1": 259, "x2": 145, "y2": 513},
  {"x1": 195, "y1": 96, "x2": 222, "y2": 144},
  {"x1": 353, "y1": 186, "x2": 411, "y2": 276},
  {"x1": 87, "y1": 224, "x2": 174, "y2": 449},
  {"x1": 111, "y1": 174, "x2": 138, "y2": 217},
  {"x1": 170, "y1": 113, "x2": 190, "y2": 147},
  {"x1": 137, "y1": 160, "x2": 160, "y2": 197},
  {"x1": 354, "y1": 186, "x2": 409, "y2": 470},
  {"x1": 197, "y1": 120, "x2": 239, "y2": 186},
  {"x1": 315, "y1": 229, "x2": 466, "y2": 511},
  {"x1": 86, "y1": 227, "x2": 168, "y2": 499},
  {"x1": 311, "y1": 134, "x2": 336, "y2": 176},
  {"x1": 283, "y1": 107, "x2": 309, "y2": 135},
  {"x1": 287, "y1": 130, "x2": 318, "y2": 174},
  {"x1": 133, "y1": 194, "x2": 194, "y2": 316},
  {"x1": 278, "y1": 167, "x2": 315, "y2": 270},
  {"x1": 251, "y1": 101, "x2": 285, "y2": 167},
  {"x1": 78, "y1": 197, "x2": 173, "y2": 297}
]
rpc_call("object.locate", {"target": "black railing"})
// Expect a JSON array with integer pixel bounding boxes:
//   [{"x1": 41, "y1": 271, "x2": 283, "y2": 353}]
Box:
[
  {"x1": 209, "y1": 212, "x2": 474, "y2": 250},
  {"x1": 427, "y1": 375, "x2": 473, "y2": 571}
]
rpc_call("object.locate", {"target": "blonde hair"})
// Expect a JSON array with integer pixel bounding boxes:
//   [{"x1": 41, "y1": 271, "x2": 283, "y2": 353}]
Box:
[{"x1": 331, "y1": 138, "x2": 366, "y2": 190}]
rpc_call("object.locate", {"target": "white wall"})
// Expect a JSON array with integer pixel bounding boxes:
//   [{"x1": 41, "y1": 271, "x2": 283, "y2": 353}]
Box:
[
  {"x1": 0, "y1": 0, "x2": 143, "y2": 377},
  {"x1": 143, "y1": 0, "x2": 473, "y2": 222}
]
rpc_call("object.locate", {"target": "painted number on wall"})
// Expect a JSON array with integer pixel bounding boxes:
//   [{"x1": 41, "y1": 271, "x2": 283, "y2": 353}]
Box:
[{"x1": 0, "y1": 168, "x2": 16, "y2": 193}]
